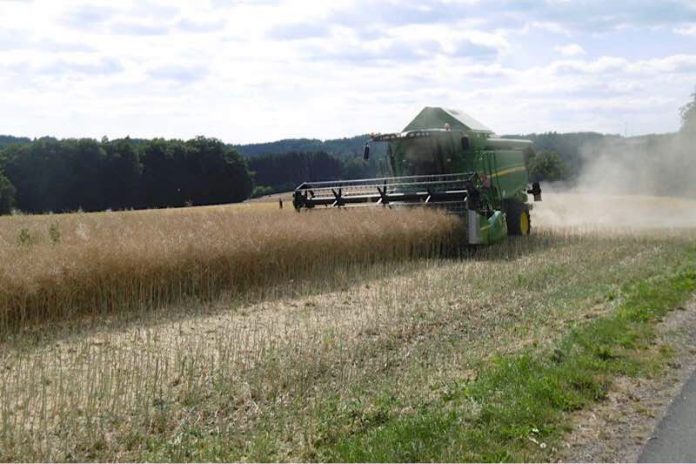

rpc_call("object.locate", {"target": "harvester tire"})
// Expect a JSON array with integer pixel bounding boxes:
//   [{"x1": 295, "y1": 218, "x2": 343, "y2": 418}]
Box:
[{"x1": 504, "y1": 201, "x2": 531, "y2": 236}]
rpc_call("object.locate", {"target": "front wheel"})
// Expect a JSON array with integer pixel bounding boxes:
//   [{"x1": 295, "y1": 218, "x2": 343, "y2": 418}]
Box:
[{"x1": 504, "y1": 201, "x2": 531, "y2": 236}]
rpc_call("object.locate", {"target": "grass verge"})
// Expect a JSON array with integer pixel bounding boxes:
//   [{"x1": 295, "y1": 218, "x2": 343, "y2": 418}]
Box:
[{"x1": 318, "y1": 253, "x2": 696, "y2": 462}]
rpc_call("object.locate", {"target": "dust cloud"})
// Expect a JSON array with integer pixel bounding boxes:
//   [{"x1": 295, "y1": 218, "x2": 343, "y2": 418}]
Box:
[
  {"x1": 576, "y1": 132, "x2": 696, "y2": 198},
  {"x1": 532, "y1": 190, "x2": 696, "y2": 230},
  {"x1": 532, "y1": 131, "x2": 696, "y2": 231}
]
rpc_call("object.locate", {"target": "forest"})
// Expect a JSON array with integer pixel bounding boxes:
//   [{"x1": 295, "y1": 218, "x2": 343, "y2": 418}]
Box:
[{"x1": 0, "y1": 137, "x2": 252, "y2": 214}]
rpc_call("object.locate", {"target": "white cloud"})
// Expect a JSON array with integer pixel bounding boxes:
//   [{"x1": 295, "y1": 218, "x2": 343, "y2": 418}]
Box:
[
  {"x1": 554, "y1": 43, "x2": 586, "y2": 57},
  {"x1": 674, "y1": 23, "x2": 696, "y2": 35}
]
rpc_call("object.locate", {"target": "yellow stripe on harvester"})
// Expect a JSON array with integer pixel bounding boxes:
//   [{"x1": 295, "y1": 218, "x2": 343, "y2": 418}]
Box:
[{"x1": 489, "y1": 164, "x2": 527, "y2": 178}]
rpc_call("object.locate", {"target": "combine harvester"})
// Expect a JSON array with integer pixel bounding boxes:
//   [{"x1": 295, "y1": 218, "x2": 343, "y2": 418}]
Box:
[{"x1": 293, "y1": 107, "x2": 541, "y2": 245}]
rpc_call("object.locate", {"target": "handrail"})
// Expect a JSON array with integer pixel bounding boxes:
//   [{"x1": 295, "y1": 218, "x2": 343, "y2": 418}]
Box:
[
  {"x1": 296, "y1": 172, "x2": 476, "y2": 189},
  {"x1": 293, "y1": 172, "x2": 478, "y2": 211}
]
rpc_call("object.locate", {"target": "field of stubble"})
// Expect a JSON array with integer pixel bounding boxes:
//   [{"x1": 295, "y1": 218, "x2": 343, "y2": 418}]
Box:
[{"x1": 1, "y1": 192, "x2": 695, "y2": 461}]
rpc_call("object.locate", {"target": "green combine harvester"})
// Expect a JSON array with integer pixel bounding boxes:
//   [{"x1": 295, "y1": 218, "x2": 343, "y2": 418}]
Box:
[{"x1": 293, "y1": 107, "x2": 541, "y2": 245}]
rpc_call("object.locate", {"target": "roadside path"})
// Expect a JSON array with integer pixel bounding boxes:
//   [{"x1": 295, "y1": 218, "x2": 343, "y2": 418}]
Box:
[
  {"x1": 558, "y1": 297, "x2": 696, "y2": 462},
  {"x1": 639, "y1": 369, "x2": 696, "y2": 462}
]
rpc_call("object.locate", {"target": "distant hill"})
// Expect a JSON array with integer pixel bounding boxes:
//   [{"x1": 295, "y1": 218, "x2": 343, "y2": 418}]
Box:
[
  {"x1": 0, "y1": 135, "x2": 31, "y2": 149},
  {"x1": 235, "y1": 135, "x2": 388, "y2": 183},
  {"x1": 235, "y1": 135, "x2": 381, "y2": 158}
]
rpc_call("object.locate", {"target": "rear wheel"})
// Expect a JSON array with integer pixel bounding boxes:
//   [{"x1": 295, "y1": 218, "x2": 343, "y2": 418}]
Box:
[{"x1": 504, "y1": 201, "x2": 531, "y2": 236}]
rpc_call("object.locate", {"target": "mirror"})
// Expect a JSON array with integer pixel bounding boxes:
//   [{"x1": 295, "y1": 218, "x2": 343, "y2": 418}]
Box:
[
  {"x1": 363, "y1": 143, "x2": 370, "y2": 160},
  {"x1": 528, "y1": 182, "x2": 542, "y2": 202}
]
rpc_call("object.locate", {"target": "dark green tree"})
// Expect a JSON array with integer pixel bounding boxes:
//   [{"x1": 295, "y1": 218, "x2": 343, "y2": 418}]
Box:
[
  {"x1": 0, "y1": 136, "x2": 254, "y2": 213},
  {"x1": 527, "y1": 150, "x2": 568, "y2": 182},
  {"x1": 0, "y1": 135, "x2": 30, "y2": 150},
  {"x1": 141, "y1": 138, "x2": 189, "y2": 207},
  {"x1": 3, "y1": 138, "x2": 72, "y2": 213},
  {"x1": 0, "y1": 170, "x2": 16, "y2": 215},
  {"x1": 64, "y1": 139, "x2": 107, "y2": 211},
  {"x1": 102, "y1": 138, "x2": 143, "y2": 210},
  {"x1": 184, "y1": 137, "x2": 253, "y2": 206},
  {"x1": 251, "y1": 185, "x2": 274, "y2": 198}
]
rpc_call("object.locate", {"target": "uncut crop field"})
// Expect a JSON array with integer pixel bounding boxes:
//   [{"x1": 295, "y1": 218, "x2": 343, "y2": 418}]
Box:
[
  {"x1": 1, "y1": 194, "x2": 695, "y2": 461},
  {"x1": 0, "y1": 206, "x2": 461, "y2": 335}
]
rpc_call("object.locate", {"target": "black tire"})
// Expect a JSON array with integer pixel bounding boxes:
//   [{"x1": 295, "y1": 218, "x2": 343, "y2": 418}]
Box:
[{"x1": 504, "y1": 201, "x2": 531, "y2": 236}]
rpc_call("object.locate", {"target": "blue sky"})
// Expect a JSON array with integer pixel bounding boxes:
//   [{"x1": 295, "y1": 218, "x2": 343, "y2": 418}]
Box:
[{"x1": 1, "y1": 0, "x2": 695, "y2": 143}]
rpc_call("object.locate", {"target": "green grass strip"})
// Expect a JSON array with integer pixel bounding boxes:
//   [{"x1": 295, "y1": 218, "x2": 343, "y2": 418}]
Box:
[{"x1": 319, "y1": 264, "x2": 696, "y2": 462}]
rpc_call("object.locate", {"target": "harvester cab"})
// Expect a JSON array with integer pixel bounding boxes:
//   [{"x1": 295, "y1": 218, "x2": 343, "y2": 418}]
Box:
[{"x1": 293, "y1": 107, "x2": 541, "y2": 245}]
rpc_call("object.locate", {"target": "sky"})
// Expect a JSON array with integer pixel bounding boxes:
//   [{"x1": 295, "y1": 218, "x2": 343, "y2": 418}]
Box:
[{"x1": 1, "y1": 0, "x2": 695, "y2": 143}]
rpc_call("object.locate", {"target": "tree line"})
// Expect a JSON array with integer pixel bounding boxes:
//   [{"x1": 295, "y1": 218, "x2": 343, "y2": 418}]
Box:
[
  {"x1": 0, "y1": 137, "x2": 252, "y2": 214},
  {"x1": 0, "y1": 136, "x2": 378, "y2": 214},
  {"x1": 2, "y1": 90, "x2": 694, "y2": 214},
  {"x1": 236, "y1": 134, "x2": 385, "y2": 159},
  {"x1": 0, "y1": 128, "x2": 687, "y2": 215}
]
